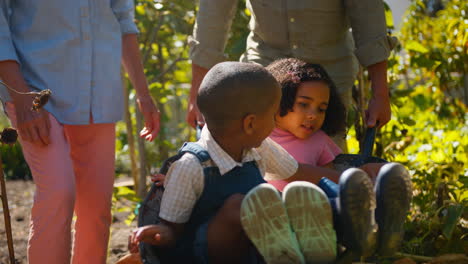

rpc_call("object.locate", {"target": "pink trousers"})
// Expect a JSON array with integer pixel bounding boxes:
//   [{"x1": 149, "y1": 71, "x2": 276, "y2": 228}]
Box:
[{"x1": 6, "y1": 103, "x2": 115, "y2": 264}]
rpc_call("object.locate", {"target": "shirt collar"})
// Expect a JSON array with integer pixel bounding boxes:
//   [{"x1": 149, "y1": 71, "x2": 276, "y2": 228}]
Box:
[{"x1": 197, "y1": 126, "x2": 262, "y2": 175}]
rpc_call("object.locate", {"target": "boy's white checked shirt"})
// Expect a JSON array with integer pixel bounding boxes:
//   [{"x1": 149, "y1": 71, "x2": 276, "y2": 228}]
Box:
[{"x1": 159, "y1": 126, "x2": 298, "y2": 224}]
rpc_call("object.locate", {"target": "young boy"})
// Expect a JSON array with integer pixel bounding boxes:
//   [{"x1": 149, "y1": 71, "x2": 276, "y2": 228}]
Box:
[
  {"x1": 129, "y1": 62, "x2": 411, "y2": 263},
  {"x1": 129, "y1": 62, "x2": 349, "y2": 263}
]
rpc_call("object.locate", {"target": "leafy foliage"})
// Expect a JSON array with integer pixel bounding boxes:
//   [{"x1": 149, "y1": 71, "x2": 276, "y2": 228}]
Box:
[
  {"x1": 349, "y1": 0, "x2": 468, "y2": 256},
  {"x1": 376, "y1": 85, "x2": 467, "y2": 256},
  {"x1": 399, "y1": 0, "x2": 468, "y2": 100},
  {"x1": 115, "y1": 0, "x2": 250, "y2": 174},
  {"x1": 0, "y1": 142, "x2": 31, "y2": 180},
  {"x1": 112, "y1": 185, "x2": 142, "y2": 226}
]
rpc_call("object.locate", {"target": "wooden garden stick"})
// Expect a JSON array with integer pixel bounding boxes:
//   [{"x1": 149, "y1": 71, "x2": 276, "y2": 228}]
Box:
[
  {"x1": 0, "y1": 156, "x2": 16, "y2": 264},
  {"x1": 0, "y1": 81, "x2": 47, "y2": 264},
  {"x1": 395, "y1": 252, "x2": 433, "y2": 262}
]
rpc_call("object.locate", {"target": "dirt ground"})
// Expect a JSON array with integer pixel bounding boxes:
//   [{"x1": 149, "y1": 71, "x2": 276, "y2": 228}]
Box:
[
  {"x1": 2, "y1": 180, "x2": 467, "y2": 264},
  {"x1": 0, "y1": 180, "x2": 134, "y2": 264}
]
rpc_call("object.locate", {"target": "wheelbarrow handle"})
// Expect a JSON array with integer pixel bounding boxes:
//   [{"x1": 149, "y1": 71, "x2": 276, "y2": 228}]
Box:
[{"x1": 362, "y1": 126, "x2": 376, "y2": 158}]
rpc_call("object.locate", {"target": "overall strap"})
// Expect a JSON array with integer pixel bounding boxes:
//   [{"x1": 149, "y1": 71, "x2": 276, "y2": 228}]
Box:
[
  {"x1": 157, "y1": 142, "x2": 211, "y2": 175},
  {"x1": 178, "y1": 142, "x2": 211, "y2": 163}
]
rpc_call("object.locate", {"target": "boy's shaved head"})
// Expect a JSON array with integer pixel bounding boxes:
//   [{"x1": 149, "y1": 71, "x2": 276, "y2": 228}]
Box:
[{"x1": 197, "y1": 62, "x2": 280, "y2": 130}]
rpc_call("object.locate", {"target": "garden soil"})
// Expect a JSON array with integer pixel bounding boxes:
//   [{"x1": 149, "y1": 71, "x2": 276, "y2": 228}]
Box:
[
  {"x1": 0, "y1": 180, "x2": 133, "y2": 264},
  {"x1": 1, "y1": 181, "x2": 467, "y2": 264}
]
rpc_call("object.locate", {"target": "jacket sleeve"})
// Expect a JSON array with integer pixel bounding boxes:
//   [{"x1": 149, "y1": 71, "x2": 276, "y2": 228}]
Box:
[
  {"x1": 345, "y1": 0, "x2": 398, "y2": 67},
  {"x1": 189, "y1": 0, "x2": 239, "y2": 68}
]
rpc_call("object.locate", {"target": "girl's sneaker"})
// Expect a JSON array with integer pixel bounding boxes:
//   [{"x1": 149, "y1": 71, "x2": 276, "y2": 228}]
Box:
[
  {"x1": 375, "y1": 163, "x2": 412, "y2": 256},
  {"x1": 338, "y1": 168, "x2": 377, "y2": 258},
  {"x1": 240, "y1": 183, "x2": 305, "y2": 264},
  {"x1": 283, "y1": 182, "x2": 337, "y2": 264}
]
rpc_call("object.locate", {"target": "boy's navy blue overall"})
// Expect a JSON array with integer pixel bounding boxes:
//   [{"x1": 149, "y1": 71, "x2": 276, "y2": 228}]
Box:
[{"x1": 142, "y1": 142, "x2": 266, "y2": 264}]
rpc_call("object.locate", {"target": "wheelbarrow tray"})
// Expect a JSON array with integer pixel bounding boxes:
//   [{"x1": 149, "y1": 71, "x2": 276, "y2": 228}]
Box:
[{"x1": 333, "y1": 154, "x2": 386, "y2": 172}]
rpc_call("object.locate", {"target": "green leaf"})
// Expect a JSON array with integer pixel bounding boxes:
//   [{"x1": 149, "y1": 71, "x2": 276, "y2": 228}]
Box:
[
  {"x1": 393, "y1": 89, "x2": 413, "y2": 98},
  {"x1": 135, "y1": 5, "x2": 145, "y2": 15},
  {"x1": 442, "y1": 204, "x2": 464, "y2": 239},
  {"x1": 384, "y1": 2, "x2": 395, "y2": 29},
  {"x1": 406, "y1": 40, "x2": 430, "y2": 53},
  {"x1": 402, "y1": 117, "x2": 416, "y2": 126},
  {"x1": 115, "y1": 186, "x2": 135, "y2": 196},
  {"x1": 125, "y1": 213, "x2": 136, "y2": 226},
  {"x1": 117, "y1": 206, "x2": 133, "y2": 213}
]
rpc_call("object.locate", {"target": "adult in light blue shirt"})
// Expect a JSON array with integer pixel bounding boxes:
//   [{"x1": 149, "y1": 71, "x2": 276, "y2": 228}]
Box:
[
  {"x1": 0, "y1": 0, "x2": 160, "y2": 263},
  {"x1": 0, "y1": 0, "x2": 158, "y2": 125}
]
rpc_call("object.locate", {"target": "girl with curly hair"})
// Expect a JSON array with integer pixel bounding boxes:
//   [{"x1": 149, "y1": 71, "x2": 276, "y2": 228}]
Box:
[{"x1": 266, "y1": 58, "x2": 347, "y2": 191}]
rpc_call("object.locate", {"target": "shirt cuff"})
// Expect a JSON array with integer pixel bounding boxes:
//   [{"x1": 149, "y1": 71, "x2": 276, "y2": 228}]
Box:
[
  {"x1": 0, "y1": 40, "x2": 18, "y2": 103},
  {"x1": 119, "y1": 18, "x2": 139, "y2": 35},
  {"x1": 189, "y1": 36, "x2": 227, "y2": 69},
  {"x1": 0, "y1": 81, "x2": 12, "y2": 104},
  {"x1": 355, "y1": 35, "x2": 399, "y2": 67},
  {"x1": 0, "y1": 38, "x2": 19, "y2": 63},
  {"x1": 158, "y1": 212, "x2": 188, "y2": 224}
]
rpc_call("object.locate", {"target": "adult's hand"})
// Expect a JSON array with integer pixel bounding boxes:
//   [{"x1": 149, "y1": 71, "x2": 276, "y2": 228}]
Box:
[
  {"x1": 121, "y1": 34, "x2": 161, "y2": 141},
  {"x1": 366, "y1": 61, "x2": 391, "y2": 129},
  {"x1": 14, "y1": 97, "x2": 51, "y2": 147},
  {"x1": 0, "y1": 61, "x2": 51, "y2": 147},
  {"x1": 187, "y1": 64, "x2": 209, "y2": 128},
  {"x1": 137, "y1": 97, "x2": 160, "y2": 142},
  {"x1": 187, "y1": 100, "x2": 204, "y2": 129},
  {"x1": 366, "y1": 89, "x2": 390, "y2": 129}
]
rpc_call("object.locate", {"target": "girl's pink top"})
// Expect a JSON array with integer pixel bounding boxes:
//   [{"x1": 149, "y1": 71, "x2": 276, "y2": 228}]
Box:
[{"x1": 268, "y1": 128, "x2": 342, "y2": 191}]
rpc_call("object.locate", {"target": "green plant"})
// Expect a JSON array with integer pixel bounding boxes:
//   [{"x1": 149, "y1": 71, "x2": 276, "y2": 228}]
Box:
[
  {"x1": 347, "y1": 0, "x2": 467, "y2": 258},
  {"x1": 364, "y1": 0, "x2": 467, "y2": 256},
  {"x1": 377, "y1": 85, "x2": 467, "y2": 256},
  {"x1": 112, "y1": 185, "x2": 142, "y2": 226},
  {"x1": 0, "y1": 142, "x2": 31, "y2": 180},
  {"x1": 0, "y1": 80, "x2": 44, "y2": 180},
  {"x1": 399, "y1": 0, "x2": 468, "y2": 103}
]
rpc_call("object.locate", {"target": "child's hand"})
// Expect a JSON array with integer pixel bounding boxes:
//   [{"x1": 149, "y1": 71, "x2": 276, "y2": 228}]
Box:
[
  {"x1": 116, "y1": 253, "x2": 143, "y2": 264},
  {"x1": 128, "y1": 232, "x2": 140, "y2": 253},
  {"x1": 130, "y1": 224, "x2": 175, "y2": 248},
  {"x1": 150, "y1": 173, "x2": 165, "y2": 187},
  {"x1": 360, "y1": 163, "x2": 385, "y2": 183}
]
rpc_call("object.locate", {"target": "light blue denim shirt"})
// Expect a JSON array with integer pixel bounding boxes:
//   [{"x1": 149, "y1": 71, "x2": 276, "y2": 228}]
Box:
[{"x1": 0, "y1": 0, "x2": 139, "y2": 124}]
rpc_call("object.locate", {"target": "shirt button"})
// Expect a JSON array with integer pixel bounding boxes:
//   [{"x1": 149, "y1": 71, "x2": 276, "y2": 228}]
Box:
[
  {"x1": 292, "y1": 44, "x2": 298, "y2": 49},
  {"x1": 91, "y1": 81, "x2": 95, "y2": 87},
  {"x1": 81, "y1": 7, "x2": 89, "y2": 17},
  {"x1": 83, "y1": 34, "x2": 91, "y2": 40},
  {"x1": 290, "y1": 17, "x2": 295, "y2": 23}
]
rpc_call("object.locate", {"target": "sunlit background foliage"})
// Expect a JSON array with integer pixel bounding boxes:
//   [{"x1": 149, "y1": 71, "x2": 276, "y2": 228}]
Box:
[{"x1": 1, "y1": 0, "x2": 466, "y2": 259}]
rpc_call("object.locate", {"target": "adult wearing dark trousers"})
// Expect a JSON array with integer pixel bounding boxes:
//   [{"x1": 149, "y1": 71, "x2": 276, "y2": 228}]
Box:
[
  {"x1": 0, "y1": 0, "x2": 160, "y2": 263},
  {"x1": 187, "y1": 0, "x2": 397, "y2": 148}
]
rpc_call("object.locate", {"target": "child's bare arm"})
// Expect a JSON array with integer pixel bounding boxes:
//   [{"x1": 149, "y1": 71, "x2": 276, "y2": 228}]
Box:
[
  {"x1": 128, "y1": 220, "x2": 184, "y2": 252},
  {"x1": 285, "y1": 163, "x2": 340, "y2": 184}
]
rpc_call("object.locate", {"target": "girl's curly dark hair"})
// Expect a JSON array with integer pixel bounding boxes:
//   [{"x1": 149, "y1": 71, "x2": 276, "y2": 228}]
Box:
[{"x1": 266, "y1": 58, "x2": 346, "y2": 136}]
